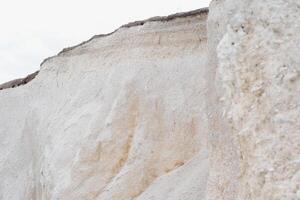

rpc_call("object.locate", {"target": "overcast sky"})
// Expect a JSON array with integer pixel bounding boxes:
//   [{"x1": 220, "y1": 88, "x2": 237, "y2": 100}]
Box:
[{"x1": 0, "y1": 0, "x2": 211, "y2": 83}]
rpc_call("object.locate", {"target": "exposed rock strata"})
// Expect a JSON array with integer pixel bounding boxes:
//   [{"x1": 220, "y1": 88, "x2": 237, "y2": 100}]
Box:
[
  {"x1": 0, "y1": 10, "x2": 209, "y2": 200},
  {"x1": 41, "y1": 8, "x2": 208, "y2": 67},
  {"x1": 0, "y1": 1, "x2": 299, "y2": 199}
]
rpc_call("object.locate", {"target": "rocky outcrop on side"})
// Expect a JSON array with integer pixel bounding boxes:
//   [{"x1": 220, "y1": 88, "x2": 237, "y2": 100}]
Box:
[{"x1": 0, "y1": 71, "x2": 39, "y2": 90}]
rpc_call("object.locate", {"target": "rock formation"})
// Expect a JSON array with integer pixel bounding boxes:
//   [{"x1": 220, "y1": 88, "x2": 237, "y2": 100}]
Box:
[
  {"x1": 0, "y1": 71, "x2": 39, "y2": 90},
  {"x1": 0, "y1": 1, "x2": 299, "y2": 200},
  {"x1": 0, "y1": 9, "x2": 209, "y2": 200},
  {"x1": 207, "y1": 1, "x2": 300, "y2": 199}
]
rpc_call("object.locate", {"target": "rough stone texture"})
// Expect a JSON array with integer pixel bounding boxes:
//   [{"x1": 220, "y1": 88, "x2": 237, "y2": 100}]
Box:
[
  {"x1": 207, "y1": 0, "x2": 300, "y2": 199},
  {"x1": 1, "y1": 1, "x2": 300, "y2": 199},
  {"x1": 206, "y1": 1, "x2": 241, "y2": 199},
  {"x1": 0, "y1": 11, "x2": 209, "y2": 200}
]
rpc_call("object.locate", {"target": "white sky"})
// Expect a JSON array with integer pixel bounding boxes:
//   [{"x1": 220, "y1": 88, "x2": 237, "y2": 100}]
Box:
[{"x1": 0, "y1": 0, "x2": 211, "y2": 83}]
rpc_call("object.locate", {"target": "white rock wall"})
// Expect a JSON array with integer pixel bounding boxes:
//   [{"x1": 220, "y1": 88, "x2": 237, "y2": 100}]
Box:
[
  {"x1": 208, "y1": 0, "x2": 300, "y2": 199},
  {"x1": 0, "y1": 11, "x2": 209, "y2": 200},
  {"x1": 1, "y1": 1, "x2": 299, "y2": 199},
  {"x1": 206, "y1": 1, "x2": 241, "y2": 199}
]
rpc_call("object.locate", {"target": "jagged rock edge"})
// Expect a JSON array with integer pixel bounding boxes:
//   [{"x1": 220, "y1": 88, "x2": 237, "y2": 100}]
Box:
[{"x1": 0, "y1": 71, "x2": 39, "y2": 90}]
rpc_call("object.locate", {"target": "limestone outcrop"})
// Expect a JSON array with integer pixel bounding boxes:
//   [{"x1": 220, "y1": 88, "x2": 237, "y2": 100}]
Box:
[
  {"x1": 207, "y1": 0, "x2": 300, "y2": 199},
  {"x1": 0, "y1": 1, "x2": 299, "y2": 199},
  {"x1": 0, "y1": 9, "x2": 209, "y2": 200}
]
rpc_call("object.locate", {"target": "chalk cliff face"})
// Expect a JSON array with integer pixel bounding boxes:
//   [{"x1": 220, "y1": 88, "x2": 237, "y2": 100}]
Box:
[
  {"x1": 0, "y1": 9, "x2": 209, "y2": 200},
  {"x1": 207, "y1": 0, "x2": 300, "y2": 199},
  {"x1": 1, "y1": 1, "x2": 300, "y2": 200}
]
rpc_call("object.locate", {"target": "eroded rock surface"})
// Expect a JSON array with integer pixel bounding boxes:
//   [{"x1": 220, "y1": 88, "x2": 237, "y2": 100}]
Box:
[
  {"x1": 0, "y1": 9, "x2": 209, "y2": 200},
  {"x1": 1, "y1": 1, "x2": 299, "y2": 199},
  {"x1": 207, "y1": 0, "x2": 300, "y2": 199}
]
